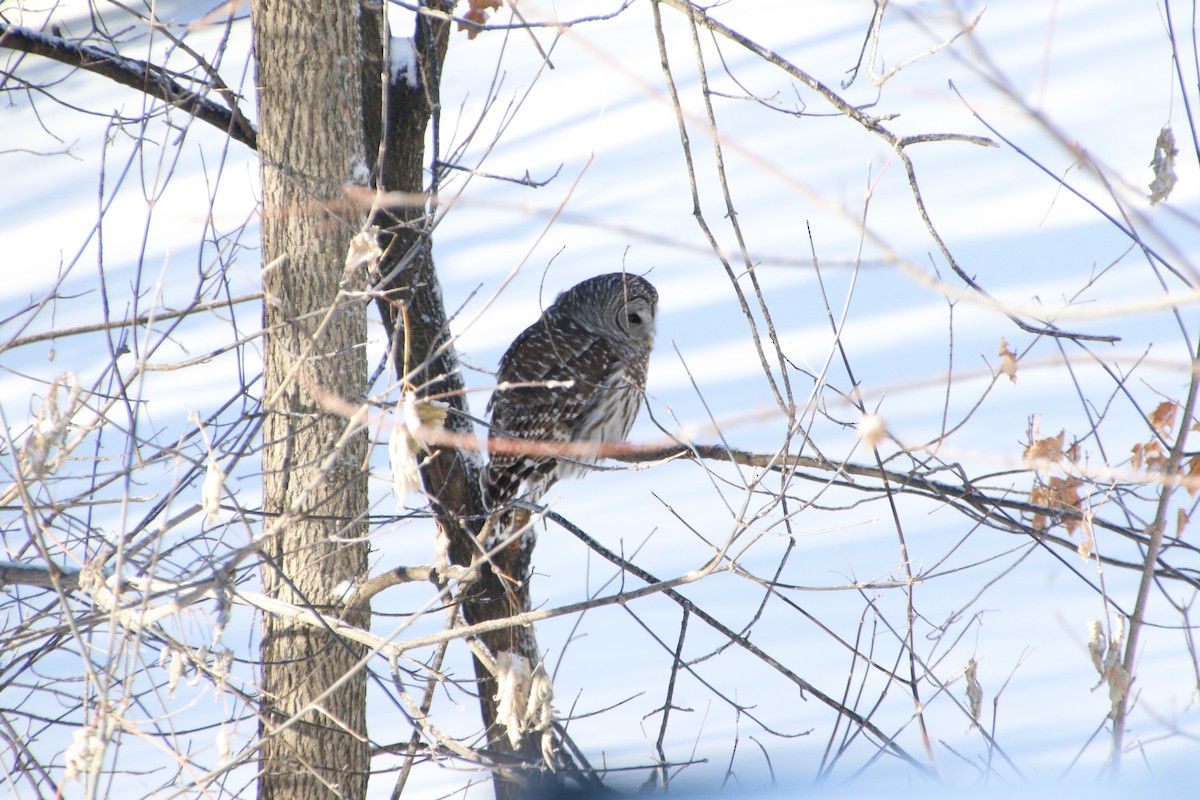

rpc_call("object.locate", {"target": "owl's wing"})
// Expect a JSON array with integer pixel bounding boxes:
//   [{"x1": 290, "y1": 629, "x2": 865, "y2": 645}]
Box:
[{"x1": 484, "y1": 316, "x2": 616, "y2": 507}]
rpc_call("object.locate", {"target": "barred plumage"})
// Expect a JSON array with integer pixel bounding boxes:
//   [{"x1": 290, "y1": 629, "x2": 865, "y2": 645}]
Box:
[{"x1": 483, "y1": 273, "x2": 658, "y2": 528}]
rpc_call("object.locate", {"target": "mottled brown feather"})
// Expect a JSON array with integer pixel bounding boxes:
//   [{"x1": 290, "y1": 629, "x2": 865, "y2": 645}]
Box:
[{"x1": 482, "y1": 273, "x2": 657, "y2": 521}]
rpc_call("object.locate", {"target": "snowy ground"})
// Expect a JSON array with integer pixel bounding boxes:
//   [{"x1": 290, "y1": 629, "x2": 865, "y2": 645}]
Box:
[{"x1": 2, "y1": 0, "x2": 1199, "y2": 797}]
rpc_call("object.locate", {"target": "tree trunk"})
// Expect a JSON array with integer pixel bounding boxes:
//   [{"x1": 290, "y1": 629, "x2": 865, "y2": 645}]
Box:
[
  {"x1": 363, "y1": 4, "x2": 553, "y2": 796},
  {"x1": 250, "y1": 2, "x2": 372, "y2": 798}
]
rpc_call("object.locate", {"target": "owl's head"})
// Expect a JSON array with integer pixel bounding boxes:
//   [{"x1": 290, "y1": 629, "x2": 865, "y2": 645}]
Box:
[{"x1": 554, "y1": 272, "x2": 658, "y2": 351}]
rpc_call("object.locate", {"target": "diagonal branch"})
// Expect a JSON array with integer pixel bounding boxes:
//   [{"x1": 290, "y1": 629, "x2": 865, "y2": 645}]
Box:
[
  {"x1": 0, "y1": 22, "x2": 257, "y2": 149},
  {"x1": 656, "y1": 0, "x2": 1113, "y2": 344},
  {"x1": 541, "y1": 508, "x2": 935, "y2": 776}
]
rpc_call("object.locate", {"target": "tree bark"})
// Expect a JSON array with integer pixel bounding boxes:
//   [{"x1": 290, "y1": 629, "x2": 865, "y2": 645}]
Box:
[{"x1": 250, "y1": 2, "x2": 372, "y2": 798}]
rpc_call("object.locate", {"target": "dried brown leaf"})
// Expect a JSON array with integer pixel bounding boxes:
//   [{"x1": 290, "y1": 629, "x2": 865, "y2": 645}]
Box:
[
  {"x1": 1029, "y1": 476, "x2": 1082, "y2": 534},
  {"x1": 459, "y1": 0, "x2": 504, "y2": 39},
  {"x1": 998, "y1": 337, "x2": 1017, "y2": 383},
  {"x1": 1078, "y1": 510, "x2": 1095, "y2": 560},
  {"x1": 965, "y1": 659, "x2": 983, "y2": 726},
  {"x1": 1051, "y1": 476, "x2": 1083, "y2": 535},
  {"x1": 1029, "y1": 485, "x2": 1051, "y2": 531},
  {"x1": 1087, "y1": 621, "x2": 1106, "y2": 674},
  {"x1": 1187, "y1": 455, "x2": 1200, "y2": 497},
  {"x1": 1148, "y1": 125, "x2": 1178, "y2": 205},
  {"x1": 1132, "y1": 440, "x2": 1169, "y2": 472},
  {"x1": 1025, "y1": 430, "x2": 1065, "y2": 463},
  {"x1": 1149, "y1": 400, "x2": 1178, "y2": 436}
]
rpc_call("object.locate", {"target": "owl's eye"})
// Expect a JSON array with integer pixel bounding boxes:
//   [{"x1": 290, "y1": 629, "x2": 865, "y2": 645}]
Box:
[{"x1": 628, "y1": 312, "x2": 643, "y2": 325}]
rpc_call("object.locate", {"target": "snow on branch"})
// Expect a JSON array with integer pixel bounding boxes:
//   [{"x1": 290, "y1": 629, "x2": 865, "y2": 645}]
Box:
[{"x1": 0, "y1": 22, "x2": 257, "y2": 149}]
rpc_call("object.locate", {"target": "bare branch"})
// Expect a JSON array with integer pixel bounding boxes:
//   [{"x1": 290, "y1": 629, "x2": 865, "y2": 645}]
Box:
[{"x1": 0, "y1": 22, "x2": 257, "y2": 149}]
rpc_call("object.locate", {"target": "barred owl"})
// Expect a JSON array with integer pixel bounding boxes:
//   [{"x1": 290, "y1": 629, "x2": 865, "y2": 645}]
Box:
[{"x1": 482, "y1": 273, "x2": 658, "y2": 533}]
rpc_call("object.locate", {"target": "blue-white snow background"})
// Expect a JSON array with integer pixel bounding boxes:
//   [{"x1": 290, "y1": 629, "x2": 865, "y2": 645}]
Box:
[{"x1": 3, "y1": 0, "x2": 1199, "y2": 797}]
